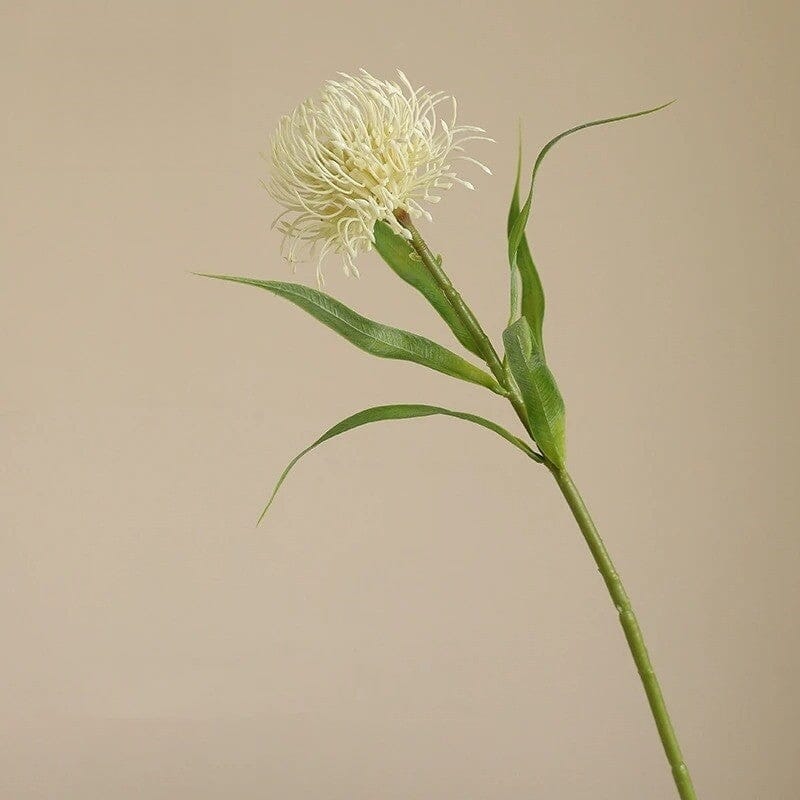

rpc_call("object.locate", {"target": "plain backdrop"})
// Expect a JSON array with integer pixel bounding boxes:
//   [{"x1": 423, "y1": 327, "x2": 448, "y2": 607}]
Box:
[{"x1": 2, "y1": 1, "x2": 798, "y2": 798}]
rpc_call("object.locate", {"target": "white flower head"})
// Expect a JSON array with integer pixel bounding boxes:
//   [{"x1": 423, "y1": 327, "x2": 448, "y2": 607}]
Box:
[{"x1": 266, "y1": 69, "x2": 492, "y2": 284}]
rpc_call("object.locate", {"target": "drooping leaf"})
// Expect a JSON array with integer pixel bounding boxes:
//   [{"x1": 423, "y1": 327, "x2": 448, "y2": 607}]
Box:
[
  {"x1": 258, "y1": 403, "x2": 542, "y2": 523},
  {"x1": 199, "y1": 275, "x2": 506, "y2": 396},
  {"x1": 373, "y1": 221, "x2": 482, "y2": 359},
  {"x1": 507, "y1": 128, "x2": 546, "y2": 351},
  {"x1": 503, "y1": 318, "x2": 566, "y2": 469},
  {"x1": 507, "y1": 102, "x2": 673, "y2": 351}
]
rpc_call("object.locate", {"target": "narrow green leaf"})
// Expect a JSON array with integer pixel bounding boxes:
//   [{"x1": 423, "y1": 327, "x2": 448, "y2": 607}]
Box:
[
  {"x1": 373, "y1": 220, "x2": 482, "y2": 358},
  {"x1": 503, "y1": 318, "x2": 566, "y2": 469},
  {"x1": 258, "y1": 403, "x2": 541, "y2": 523},
  {"x1": 198, "y1": 274, "x2": 506, "y2": 395},
  {"x1": 507, "y1": 102, "x2": 673, "y2": 349},
  {"x1": 507, "y1": 127, "x2": 546, "y2": 352}
]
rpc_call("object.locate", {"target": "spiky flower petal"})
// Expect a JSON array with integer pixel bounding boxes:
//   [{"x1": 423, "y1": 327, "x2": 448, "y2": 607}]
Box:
[{"x1": 266, "y1": 69, "x2": 492, "y2": 283}]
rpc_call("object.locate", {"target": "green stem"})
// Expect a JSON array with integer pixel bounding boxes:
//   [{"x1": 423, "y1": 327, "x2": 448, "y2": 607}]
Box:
[
  {"x1": 395, "y1": 210, "x2": 532, "y2": 434},
  {"x1": 395, "y1": 209, "x2": 506, "y2": 380},
  {"x1": 549, "y1": 466, "x2": 698, "y2": 800},
  {"x1": 396, "y1": 211, "x2": 698, "y2": 800}
]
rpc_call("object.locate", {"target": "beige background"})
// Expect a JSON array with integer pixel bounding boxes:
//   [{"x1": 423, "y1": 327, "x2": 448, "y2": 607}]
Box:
[{"x1": 2, "y1": 1, "x2": 798, "y2": 798}]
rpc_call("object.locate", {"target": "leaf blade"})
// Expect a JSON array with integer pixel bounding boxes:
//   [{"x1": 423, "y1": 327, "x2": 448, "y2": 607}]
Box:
[
  {"x1": 508, "y1": 102, "x2": 673, "y2": 349},
  {"x1": 199, "y1": 274, "x2": 506, "y2": 395},
  {"x1": 373, "y1": 221, "x2": 482, "y2": 358},
  {"x1": 259, "y1": 403, "x2": 541, "y2": 522},
  {"x1": 507, "y1": 129, "x2": 546, "y2": 351},
  {"x1": 503, "y1": 318, "x2": 566, "y2": 469}
]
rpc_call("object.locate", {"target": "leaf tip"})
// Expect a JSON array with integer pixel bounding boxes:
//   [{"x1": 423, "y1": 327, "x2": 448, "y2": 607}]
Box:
[{"x1": 651, "y1": 98, "x2": 677, "y2": 113}]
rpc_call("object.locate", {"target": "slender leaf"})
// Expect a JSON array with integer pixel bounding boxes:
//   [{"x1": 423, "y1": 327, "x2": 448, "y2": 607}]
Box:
[
  {"x1": 199, "y1": 274, "x2": 506, "y2": 396},
  {"x1": 258, "y1": 404, "x2": 541, "y2": 522},
  {"x1": 373, "y1": 220, "x2": 482, "y2": 358},
  {"x1": 503, "y1": 318, "x2": 566, "y2": 469},
  {"x1": 507, "y1": 128, "x2": 546, "y2": 351},
  {"x1": 507, "y1": 102, "x2": 673, "y2": 349}
]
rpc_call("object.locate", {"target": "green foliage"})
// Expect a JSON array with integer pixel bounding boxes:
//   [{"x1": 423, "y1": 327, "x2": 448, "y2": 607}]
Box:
[
  {"x1": 507, "y1": 131, "x2": 546, "y2": 352},
  {"x1": 503, "y1": 318, "x2": 566, "y2": 469},
  {"x1": 257, "y1": 404, "x2": 541, "y2": 522},
  {"x1": 503, "y1": 102, "x2": 673, "y2": 465},
  {"x1": 373, "y1": 221, "x2": 482, "y2": 358},
  {"x1": 198, "y1": 274, "x2": 505, "y2": 395},
  {"x1": 507, "y1": 102, "x2": 673, "y2": 353}
]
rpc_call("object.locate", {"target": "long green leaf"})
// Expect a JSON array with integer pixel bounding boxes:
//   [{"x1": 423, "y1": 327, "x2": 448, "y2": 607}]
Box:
[
  {"x1": 373, "y1": 221, "x2": 482, "y2": 358},
  {"x1": 199, "y1": 275, "x2": 506, "y2": 396},
  {"x1": 503, "y1": 318, "x2": 566, "y2": 469},
  {"x1": 258, "y1": 403, "x2": 541, "y2": 523},
  {"x1": 507, "y1": 102, "x2": 673, "y2": 349},
  {"x1": 507, "y1": 128, "x2": 546, "y2": 351}
]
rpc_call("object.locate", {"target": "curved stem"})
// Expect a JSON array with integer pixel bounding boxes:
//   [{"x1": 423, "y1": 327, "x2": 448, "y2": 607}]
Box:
[
  {"x1": 550, "y1": 465, "x2": 698, "y2": 800},
  {"x1": 395, "y1": 211, "x2": 698, "y2": 799}
]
